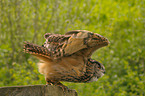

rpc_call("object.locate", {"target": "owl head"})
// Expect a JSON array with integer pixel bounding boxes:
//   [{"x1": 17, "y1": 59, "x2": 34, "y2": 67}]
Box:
[{"x1": 85, "y1": 32, "x2": 109, "y2": 49}]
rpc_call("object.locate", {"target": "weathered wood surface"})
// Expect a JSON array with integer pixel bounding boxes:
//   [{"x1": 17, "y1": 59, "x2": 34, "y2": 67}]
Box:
[{"x1": 0, "y1": 85, "x2": 78, "y2": 96}]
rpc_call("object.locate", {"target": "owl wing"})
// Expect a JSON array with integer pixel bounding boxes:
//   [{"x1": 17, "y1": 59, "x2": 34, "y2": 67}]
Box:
[
  {"x1": 41, "y1": 30, "x2": 90, "y2": 59},
  {"x1": 24, "y1": 30, "x2": 109, "y2": 60}
]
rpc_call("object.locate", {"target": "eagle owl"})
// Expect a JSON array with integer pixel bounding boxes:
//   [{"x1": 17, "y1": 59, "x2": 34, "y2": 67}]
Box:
[{"x1": 24, "y1": 30, "x2": 109, "y2": 89}]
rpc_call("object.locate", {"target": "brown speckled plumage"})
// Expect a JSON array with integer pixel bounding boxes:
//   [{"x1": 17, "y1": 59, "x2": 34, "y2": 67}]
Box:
[{"x1": 24, "y1": 30, "x2": 109, "y2": 89}]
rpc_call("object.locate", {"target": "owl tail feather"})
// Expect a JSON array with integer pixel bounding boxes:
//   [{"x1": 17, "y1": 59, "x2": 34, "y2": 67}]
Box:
[{"x1": 24, "y1": 41, "x2": 52, "y2": 60}]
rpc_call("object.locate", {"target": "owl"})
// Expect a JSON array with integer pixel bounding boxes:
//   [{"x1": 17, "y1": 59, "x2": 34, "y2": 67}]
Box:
[{"x1": 24, "y1": 30, "x2": 109, "y2": 90}]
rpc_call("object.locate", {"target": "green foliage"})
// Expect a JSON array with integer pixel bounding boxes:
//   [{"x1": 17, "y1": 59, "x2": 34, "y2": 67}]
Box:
[{"x1": 0, "y1": 0, "x2": 145, "y2": 96}]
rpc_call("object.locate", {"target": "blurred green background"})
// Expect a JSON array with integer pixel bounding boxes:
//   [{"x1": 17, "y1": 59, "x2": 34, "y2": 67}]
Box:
[{"x1": 0, "y1": 0, "x2": 145, "y2": 96}]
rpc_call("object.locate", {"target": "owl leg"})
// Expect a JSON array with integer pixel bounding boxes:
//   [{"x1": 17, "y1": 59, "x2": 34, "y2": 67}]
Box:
[
  {"x1": 45, "y1": 78, "x2": 68, "y2": 89},
  {"x1": 53, "y1": 82, "x2": 69, "y2": 90}
]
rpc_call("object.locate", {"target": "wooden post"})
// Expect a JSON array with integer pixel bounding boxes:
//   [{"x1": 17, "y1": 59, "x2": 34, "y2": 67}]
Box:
[{"x1": 0, "y1": 85, "x2": 78, "y2": 96}]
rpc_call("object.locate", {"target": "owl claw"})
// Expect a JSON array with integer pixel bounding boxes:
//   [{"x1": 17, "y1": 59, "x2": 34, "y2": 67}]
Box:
[
  {"x1": 58, "y1": 84, "x2": 69, "y2": 91},
  {"x1": 57, "y1": 84, "x2": 70, "y2": 96}
]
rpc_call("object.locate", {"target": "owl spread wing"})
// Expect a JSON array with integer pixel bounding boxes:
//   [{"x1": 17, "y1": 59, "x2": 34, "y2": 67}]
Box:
[{"x1": 24, "y1": 30, "x2": 109, "y2": 60}]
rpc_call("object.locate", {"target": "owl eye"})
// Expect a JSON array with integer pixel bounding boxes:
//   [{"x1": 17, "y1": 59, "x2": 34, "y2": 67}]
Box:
[
  {"x1": 97, "y1": 64, "x2": 101, "y2": 69},
  {"x1": 98, "y1": 66, "x2": 101, "y2": 69}
]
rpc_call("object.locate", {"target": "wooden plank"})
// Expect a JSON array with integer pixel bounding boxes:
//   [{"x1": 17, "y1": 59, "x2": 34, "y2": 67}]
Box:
[{"x1": 0, "y1": 85, "x2": 77, "y2": 96}]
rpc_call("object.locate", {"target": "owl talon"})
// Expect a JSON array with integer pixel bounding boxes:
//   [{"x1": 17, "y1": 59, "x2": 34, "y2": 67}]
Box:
[
  {"x1": 56, "y1": 83, "x2": 69, "y2": 96},
  {"x1": 58, "y1": 84, "x2": 69, "y2": 91},
  {"x1": 46, "y1": 83, "x2": 52, "y2": 85}
]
